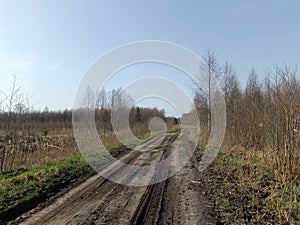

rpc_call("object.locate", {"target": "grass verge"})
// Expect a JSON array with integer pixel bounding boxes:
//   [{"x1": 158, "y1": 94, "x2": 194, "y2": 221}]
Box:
[
  {"x1": 198, "y1": 147, "x2": 300, "y2": 224},
  {"x1": 0, "y1": 154, "x2": 91, "y2": 223}
]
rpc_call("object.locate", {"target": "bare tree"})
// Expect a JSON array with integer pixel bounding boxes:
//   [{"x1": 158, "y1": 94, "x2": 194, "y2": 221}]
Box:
[
  {"x1": 202, "y1": 49, "x2": 221, "y2": 135},
  {"x1": 81, "y1": 86, "x2": 95, "y2": 110},
  {"x1": 221, "y1": 62, "x2": 242, "y2": 146},
  {"x1": 243, "y1": 69, "x2": 264, "y2": 149}
]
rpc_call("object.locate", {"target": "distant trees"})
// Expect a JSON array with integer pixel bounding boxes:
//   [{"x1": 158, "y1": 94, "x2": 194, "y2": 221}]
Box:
[
  {"x1": 0, "y1": 81, "x2": 172, "y2": 139},
  {"x1": 135, "y1": 107, "x2": 142, "y2": 122},
  {"x1": 76, "y1": 87, "x2": 173, "y2": 137},
  {"x1": 81, "y1": 86, "x2": 95, "y2": 110}
]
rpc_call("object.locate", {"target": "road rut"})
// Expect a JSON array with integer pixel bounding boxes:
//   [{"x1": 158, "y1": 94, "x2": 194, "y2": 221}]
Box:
[{"x1": 11, "y1": 133, "x2": 215, "y2": 225}]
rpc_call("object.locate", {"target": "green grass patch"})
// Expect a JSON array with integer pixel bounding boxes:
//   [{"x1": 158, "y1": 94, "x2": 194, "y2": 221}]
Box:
[
  {"x1": 167, "y1": 126, "x2": 182, "y2": 133},
  {"x1": 0, "y1": 154, "x2": 91, "y2": 219}
]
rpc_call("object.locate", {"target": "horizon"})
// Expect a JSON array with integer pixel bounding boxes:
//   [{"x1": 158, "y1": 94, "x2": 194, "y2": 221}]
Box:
[{"x1": 1, "y1": 1, "x2": 300, "y2": 115}]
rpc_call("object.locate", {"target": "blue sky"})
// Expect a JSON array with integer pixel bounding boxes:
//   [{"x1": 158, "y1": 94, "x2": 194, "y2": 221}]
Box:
[{"x1": 0, "y1": 0, "x2": 300, "y2": 115}]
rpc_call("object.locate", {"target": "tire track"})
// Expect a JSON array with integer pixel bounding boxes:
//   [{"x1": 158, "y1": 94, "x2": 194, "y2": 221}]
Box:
[
  {"x1": 130, "y1": 134, "x2": 178, "y2": 225},
  {"x1": 15, "y1": 133, "x2": 176, "y2": 225},
  {"x1": 12, "y1": 133, "x2": 216, "y2": 225}
]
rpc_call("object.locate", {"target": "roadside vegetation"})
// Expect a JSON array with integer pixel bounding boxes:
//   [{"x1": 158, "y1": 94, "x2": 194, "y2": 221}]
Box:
[
  {"x1": 0, "y1": 154, "x2": 90, "y2": 222},
  {"x1": 195, "y1": 50, "x2": 300, "y2": 224},
  {"x1": 203, "y1": 148, "x2": 300, "y2": 224}
]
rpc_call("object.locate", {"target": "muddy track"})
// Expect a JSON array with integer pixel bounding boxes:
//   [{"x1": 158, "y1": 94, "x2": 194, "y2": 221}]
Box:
[
  {"x1": 11, "y1": 133, "x2": 216, "y2": 225},
  {"x1": 131, "y1": 134, "x2": 176, "y2": 225}
]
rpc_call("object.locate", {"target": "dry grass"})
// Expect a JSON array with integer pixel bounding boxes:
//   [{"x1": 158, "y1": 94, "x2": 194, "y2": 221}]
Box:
[
  {"x1": 0, "y1": 122, "x2": 157, "y2": 172},
  {"x1": 1, "y1": 134, "x2": 79, "y2": 171},
  {"x1": 1, "y1": 133, "x2": 128, "y2": 171},
  {"x1": 202, "y1": 145, "x2": 300, "y2": 224}
]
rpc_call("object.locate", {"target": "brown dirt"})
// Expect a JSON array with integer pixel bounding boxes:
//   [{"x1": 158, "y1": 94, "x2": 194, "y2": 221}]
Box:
[{"x1": 9, "y1": 133, "x2": 217, "y2": 225}]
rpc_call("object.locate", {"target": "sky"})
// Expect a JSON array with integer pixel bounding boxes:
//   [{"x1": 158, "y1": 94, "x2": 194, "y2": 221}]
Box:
[{"x1": 0, "y1": 0, "x2": 300, "y2": 116}]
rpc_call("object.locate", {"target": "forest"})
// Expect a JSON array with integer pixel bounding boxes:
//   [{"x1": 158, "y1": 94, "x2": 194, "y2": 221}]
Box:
[{"x1": 194, "y1": 50, "x2": 300, "y2": 223}]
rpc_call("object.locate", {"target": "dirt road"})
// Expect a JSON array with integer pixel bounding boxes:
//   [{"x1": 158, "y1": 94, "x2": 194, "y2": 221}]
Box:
[{"x1": 11, "y1": 133, "x2": 215, "y2": 225}]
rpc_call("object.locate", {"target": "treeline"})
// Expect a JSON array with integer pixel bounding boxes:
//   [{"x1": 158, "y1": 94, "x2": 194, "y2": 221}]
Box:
[
  {"x1": 0, "y1": 105, "x2": 171, "y2": 136},
  {"x1": 195, "y1": 50, "x2": 300, "y2": 179},
  {"x1": 0, "y1": 79, "x2": 175, "y2": 137},
  {"x1": 82, "y1": 87, "x2": 174, "y2": 135}
]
